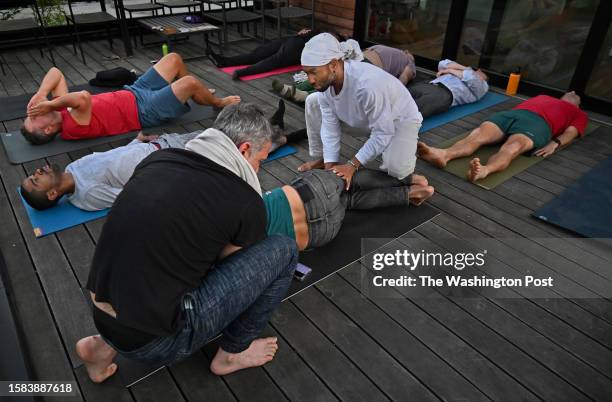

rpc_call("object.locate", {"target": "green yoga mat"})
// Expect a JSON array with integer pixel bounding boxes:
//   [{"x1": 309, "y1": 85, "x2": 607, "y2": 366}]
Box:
[{"x1": 437, "y1": 122, "x2": 600, "y2": 189}]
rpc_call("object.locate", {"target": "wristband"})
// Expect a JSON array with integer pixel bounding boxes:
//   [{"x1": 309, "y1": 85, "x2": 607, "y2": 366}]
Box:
[
  {"x1": 552, "y1": 138, "x2": 561, "y2": 148},
  {"x1": 347, "y1": 159, "x2": 360, "y2": 170}
]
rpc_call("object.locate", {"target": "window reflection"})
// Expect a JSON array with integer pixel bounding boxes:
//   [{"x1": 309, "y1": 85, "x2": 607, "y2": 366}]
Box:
[
  {"x1": 365, "y1": 0, "x2": 451, "y2": 59},
  {"x1": 458, "y1": 0, "x2": 599, "y2": 90},
  {"x1": 585, "y1": 23, "x2": 612, "y2": 101}
]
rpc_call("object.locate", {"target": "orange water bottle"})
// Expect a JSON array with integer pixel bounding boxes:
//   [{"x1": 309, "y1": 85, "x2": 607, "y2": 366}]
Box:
[{"x1": 506, "y1": 68, "x2": 521, "y2": 96}]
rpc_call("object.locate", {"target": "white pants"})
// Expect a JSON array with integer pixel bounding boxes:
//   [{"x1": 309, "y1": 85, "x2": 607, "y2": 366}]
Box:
[{"x1": 304, "y1": 92, "x2": 421, "y2": 181}]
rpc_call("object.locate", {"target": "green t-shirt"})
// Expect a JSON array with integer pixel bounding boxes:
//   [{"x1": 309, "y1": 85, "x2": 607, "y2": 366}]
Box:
[{"x1": 263, "y1": 188, "x2": 296, "y2": 240}]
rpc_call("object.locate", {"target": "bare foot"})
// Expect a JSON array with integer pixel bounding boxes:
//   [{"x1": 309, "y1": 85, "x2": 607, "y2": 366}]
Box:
[
  {"x1": 467, "y1": 158, "x2": 489, "y2": 182},
  {"x1": 76, "y1": 335, "x2": 118, "y2": 383},
  {"x1": 417, "y1": 142, "x2": 448, "y2": 168},
  {"x1": 210, "y1": 337, "x2": 279, "y2": 376},
  {"x1": 298, "y1": 159, "x2": 324, "y2": 172},
  {"x1": 409, "y1": 184, "x2": 435, "y2": 206},
  {"x1": 216, "y1": 96, "x2": 241, "y2": 108}
]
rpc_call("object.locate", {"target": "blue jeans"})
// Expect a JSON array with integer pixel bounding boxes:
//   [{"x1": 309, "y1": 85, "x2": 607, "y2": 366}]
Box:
[
  {"x1": 108, "y1": 235, "x2": 298, "y2": 366},
  {"x1": 291, "y1": 169, "x2": 410, "y2": 249}
]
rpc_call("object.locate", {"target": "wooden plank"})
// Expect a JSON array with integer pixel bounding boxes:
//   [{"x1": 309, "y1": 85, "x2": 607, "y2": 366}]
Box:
[
  {"x1": 74, "y1": 365, "x2": 135, "y2": 402},
  {"x1": 3, "y1": 121, "x2": 97, "y2": 369},
  {"x1": 432, "y1": 212, "x2": 612, "y2": 324},
  {"x1": 296, "y1": 280, "x2": 490, "y2": 401},
  {"x1": 260, "y1": 326, "x2": 338, "y2": 401},
  {"x1": 334, "y1": 265, "x2": 541, "y2": 401},
  {"x1": 404, "y1": 229, "x2": 612, "y2": 401},
  {"x1": 414, "y1": 219, "x2": 612, "y2": 377},
  {"x1": 270, "y1": 301, "x2": 388, "y2": 401},
  {"x1": 0, "y1": 123, "x2": 84, "y2": 400},
  {"x1": 168, "y1": 351, "x2": 237, "y2": 402},
  {"x1": 349, "y1": 243, "x2": 591, "y2": 401},
  {"x1": 202, "y1": 340, "x2": 289, "y2": 402},
  {"x1": 130, "y1": 368, "x2": 186, "y2": 401}
]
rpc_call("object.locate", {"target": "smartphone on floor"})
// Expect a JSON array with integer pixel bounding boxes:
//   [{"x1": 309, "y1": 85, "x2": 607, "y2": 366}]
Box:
[{"x1": 294, "y1": 263, "x2": 312, "y2": 282}]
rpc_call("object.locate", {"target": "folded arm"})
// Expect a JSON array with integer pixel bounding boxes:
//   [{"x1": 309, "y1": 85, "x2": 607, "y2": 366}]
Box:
[
  {"x1": 28, "y1": 67, "x2": 69, "y2": 109},
  {"x1": 28, "y1": 91, "x2": 92, "y2": 123}
]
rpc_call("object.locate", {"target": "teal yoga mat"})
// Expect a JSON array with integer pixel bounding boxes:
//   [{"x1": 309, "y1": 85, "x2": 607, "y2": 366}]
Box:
[
  {"x1": 263, "y1": 145, "x2": 296, "y2": 163},
  {"x1": 533, "y1": 155, "x2": 612, "y2": 238},
  {"x1": 19, "y1": 188, "x2": 109, "y2": 238},
  {"x1": 17, "y1": 188, "x2": 110, "y2": 237},
  {"x1": 19, "y1": 145, "x2": 297, "y2": 238},
  {"x1": 419, "y1": 92, "x2": 509, "y2": 133}
]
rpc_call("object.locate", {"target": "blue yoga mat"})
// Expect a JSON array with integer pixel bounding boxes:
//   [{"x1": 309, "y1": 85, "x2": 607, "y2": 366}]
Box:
[
  {"x1": 533, "y1": 156, "x2": 612, "y2": 238},
  {"x1": 420, "y1": 92, "x2": 509, "y2": 133},
  {"x1": 263, "y1": 145, "x2": 296, "y2": 163},
  {"x1": 19, "y1": 188, "x2": 109, "y2": 238},
  {"x1": 20, "y1": 146, "x2": 297, "y2": 237}
]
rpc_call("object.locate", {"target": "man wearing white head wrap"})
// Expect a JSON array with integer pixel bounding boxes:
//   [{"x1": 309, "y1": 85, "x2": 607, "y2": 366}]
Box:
[{"x1": 298, "y1": 33, "x2": 430, "y2": 199}]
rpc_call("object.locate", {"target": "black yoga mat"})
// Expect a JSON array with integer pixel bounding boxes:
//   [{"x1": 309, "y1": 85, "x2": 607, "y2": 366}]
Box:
[
  {"x1": 115, "y1": 203, "x2": 439, "y2": 387},
  {"x1": 290, "y1": 203, "x2": 440, "y2": 296},
  {"x1": 1, "y1": 104, "x2": 217, "y2": 164},
  {"x1": 533, "y1": 155, "x2": 612, "y2": 238},
  {"x1": 0, "y1": 83, "x2": 122, "y2": 122}
]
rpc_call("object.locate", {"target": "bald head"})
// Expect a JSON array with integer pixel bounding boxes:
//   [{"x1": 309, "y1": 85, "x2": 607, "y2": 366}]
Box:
[{"x1": 561, "y1": 91, "x2": 581, "y2": 107}]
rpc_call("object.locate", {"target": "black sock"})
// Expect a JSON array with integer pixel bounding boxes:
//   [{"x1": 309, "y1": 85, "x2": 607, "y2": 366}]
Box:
[
  {"x1": 285, "y1": 128, "x2": 307, "y2": 143},
  {"x1": 269, "y1": 99, "x2": 285, "y2": 130}
]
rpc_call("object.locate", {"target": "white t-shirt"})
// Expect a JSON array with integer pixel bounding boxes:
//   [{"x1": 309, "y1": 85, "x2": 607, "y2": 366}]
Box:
[
  {"x1": 318, "y1": 60, "x2": 422, "y2": 164},
  {"x1": 67, "y1": 142, "x2": 158, "y2": 211}
]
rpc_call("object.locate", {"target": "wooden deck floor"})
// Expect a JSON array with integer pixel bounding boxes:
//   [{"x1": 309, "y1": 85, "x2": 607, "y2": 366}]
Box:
[{"x1": 1, "y1": 30, "x2": 612, "y2": 402}]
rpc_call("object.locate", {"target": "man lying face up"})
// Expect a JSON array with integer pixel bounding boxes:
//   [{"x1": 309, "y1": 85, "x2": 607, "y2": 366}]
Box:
[
  {"x1": 20, "y1": 101, "x2": 288, "y2": 211},
  {"x1": 21, "y1": 53, "x2": 240, "y2": 145},
  {"x1": 76, "y1": 102, "x2": 298, "y2": 383}
]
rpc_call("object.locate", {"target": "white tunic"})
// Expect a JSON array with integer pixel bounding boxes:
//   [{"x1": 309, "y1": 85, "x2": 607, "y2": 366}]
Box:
[{"x1": 318, "y1": 61, "x2": 422, "y2": 164}]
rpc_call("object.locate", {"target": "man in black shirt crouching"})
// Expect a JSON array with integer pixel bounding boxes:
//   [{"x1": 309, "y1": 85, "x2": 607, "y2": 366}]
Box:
[{"x1": 76, "y1": 103, "x2": 298, "y2": 382}]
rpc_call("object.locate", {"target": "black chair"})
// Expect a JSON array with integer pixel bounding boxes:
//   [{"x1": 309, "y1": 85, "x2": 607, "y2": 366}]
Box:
[
  {"x1": 157, "y1": 0, "x2": 201, "y2": 15},
  {"x1": 65, "y1": 0, "x2": 118, "y2": 64},
  {"x1": 198, "y1": 0, "x2": 262, "y2": 47},
  {"x1": 0, "y1": 0, "x2": 55, "y2": 75},
  {"x1": 257, "y1": 0, "x2": 314, "y2": 40},
  {"x1": 118, "y1": 1, "x2": 165, "y2": 47}
]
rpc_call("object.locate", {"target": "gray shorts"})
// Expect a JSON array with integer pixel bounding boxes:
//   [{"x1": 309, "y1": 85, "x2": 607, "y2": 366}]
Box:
[{"x1": 290, "y1": 170, "x2": 345, "y2": 250}]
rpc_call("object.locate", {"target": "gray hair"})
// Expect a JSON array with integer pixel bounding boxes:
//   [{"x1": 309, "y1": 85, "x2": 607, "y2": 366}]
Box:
[{"x1": 213, "y1": 103, "x2": 273, "y2": 152}]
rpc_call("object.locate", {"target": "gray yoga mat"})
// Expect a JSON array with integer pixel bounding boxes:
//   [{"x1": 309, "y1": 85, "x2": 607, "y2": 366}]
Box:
[
  {"x1": 0, "y1": 83, "x2": 122, "y2": 122},
  {"x1": 1, "y1": 104, "x2": 217, "y2": 164}
]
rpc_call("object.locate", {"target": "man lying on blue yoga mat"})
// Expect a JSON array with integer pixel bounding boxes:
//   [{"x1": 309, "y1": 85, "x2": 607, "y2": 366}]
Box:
[
  {"x1": 21, "y1": 53, "x2": 240, "y2": 145},
  {"x1": 418, "y1": 91, "x2": 588, "y2": 182},
  {"x1": 263, "y1": 169, "x2": 433, "y2": 251},
  {"x1": 407, "y1": 59, "x2": 489, "y2": 118},
  {"x1": 20, "y1": 102, "x2": 292, "y2": 211}
]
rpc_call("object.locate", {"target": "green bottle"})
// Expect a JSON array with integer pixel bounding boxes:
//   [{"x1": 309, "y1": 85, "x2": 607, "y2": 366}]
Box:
[{"x1": 162, "y1": 43, "x2": 168, "y2": 56}]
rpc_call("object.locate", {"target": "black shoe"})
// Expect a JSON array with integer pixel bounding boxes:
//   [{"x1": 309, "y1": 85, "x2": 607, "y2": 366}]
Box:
[
  {"x1": 231, "y1": 69, "x2": 242, "y2": 81},
  {"x1": 269, "y1": 99, "x2": 285, "y2": 130},
  {"x1": 285, "y1": 128, "x2": 307, "y2": 143}
]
